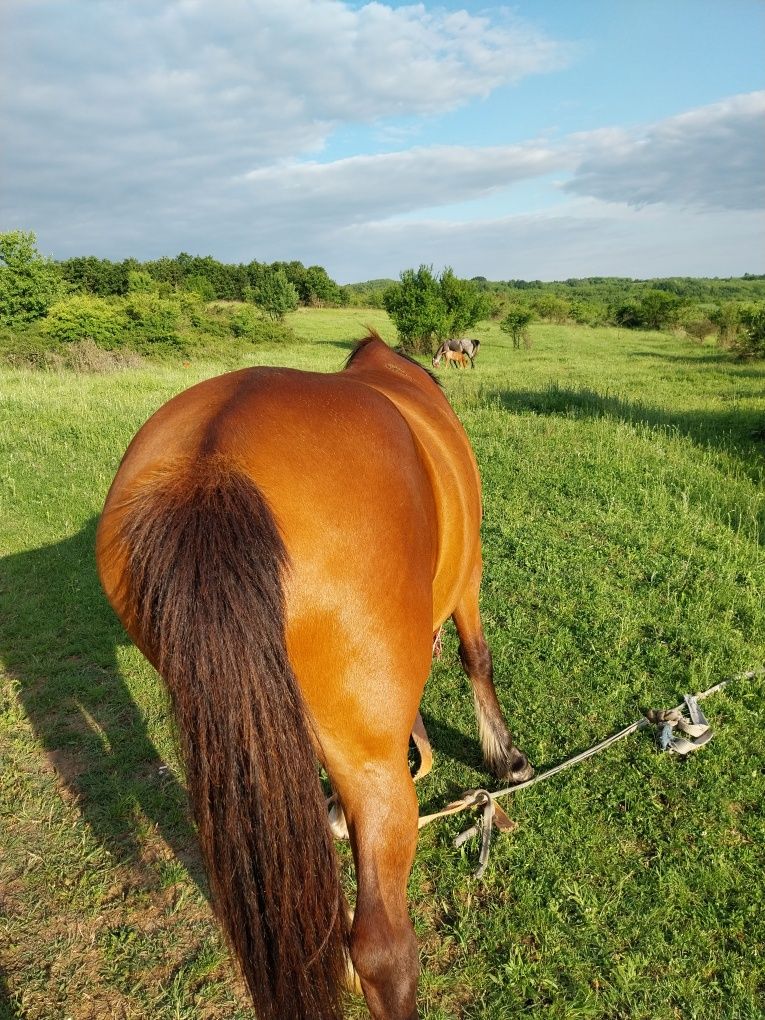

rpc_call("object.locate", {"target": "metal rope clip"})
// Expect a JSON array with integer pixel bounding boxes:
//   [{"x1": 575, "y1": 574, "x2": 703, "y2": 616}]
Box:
[{"x1": 645, "y1": 694, "x2": 713, "y2": 755}]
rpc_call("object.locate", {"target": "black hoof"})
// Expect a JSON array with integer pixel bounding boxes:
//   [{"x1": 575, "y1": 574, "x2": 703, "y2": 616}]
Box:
[{"x1": 491, "y1": 747, "x2": 534, "y2": 784}]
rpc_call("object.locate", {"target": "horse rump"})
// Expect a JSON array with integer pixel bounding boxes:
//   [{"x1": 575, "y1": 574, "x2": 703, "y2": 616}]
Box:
[{"x1": 100, "y1": 455, "x2": 349, "y2": 1020}]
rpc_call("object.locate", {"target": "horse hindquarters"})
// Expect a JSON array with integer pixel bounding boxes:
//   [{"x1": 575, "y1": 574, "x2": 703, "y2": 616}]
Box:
[{"x1": 96, "y1": 457, "x2": 348, "y2": 1020}]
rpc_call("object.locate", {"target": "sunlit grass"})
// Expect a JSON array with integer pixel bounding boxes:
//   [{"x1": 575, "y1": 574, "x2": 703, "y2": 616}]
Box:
[{"x1": 1, "y1": 310, "x2": 764, "y2": 1018}]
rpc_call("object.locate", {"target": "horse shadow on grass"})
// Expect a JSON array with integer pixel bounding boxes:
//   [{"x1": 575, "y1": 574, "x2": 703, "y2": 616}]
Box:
[{"x1": 0, "y1": 517, "x2": 206, "y2": 895}]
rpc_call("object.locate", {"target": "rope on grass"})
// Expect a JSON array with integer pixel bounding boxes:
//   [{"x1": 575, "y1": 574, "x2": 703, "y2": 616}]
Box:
[{"x1": 420, "y1": 667, "x2": 763, "y2": 878}]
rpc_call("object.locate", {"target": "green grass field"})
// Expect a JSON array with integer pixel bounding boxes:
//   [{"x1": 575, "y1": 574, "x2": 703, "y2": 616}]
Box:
[{"x1": 1, "y1": 309, "x2": 764, "y2": 1019}]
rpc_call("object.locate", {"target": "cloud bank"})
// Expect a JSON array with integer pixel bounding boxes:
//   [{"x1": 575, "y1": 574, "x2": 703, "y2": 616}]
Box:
[{"x1": 1, "y1": 0, "x2": 763, "y2": 278}]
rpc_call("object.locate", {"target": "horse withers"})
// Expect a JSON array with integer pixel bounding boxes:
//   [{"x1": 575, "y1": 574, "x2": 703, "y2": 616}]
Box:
[
  {"x1": 96, "y1": 331, "x2": 531, "y2": 1020},
  {"x1": 432, "y1": 337, "x2": 481, "y2": 368}
]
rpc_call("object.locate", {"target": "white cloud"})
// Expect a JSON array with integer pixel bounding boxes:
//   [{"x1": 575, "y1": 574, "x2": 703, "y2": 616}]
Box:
[
  {"x1": 318, "y1": 203, "x2": 765, "y2": 281},
  {"x1": 563, "y1": 91, "x2": 765, "y2": 210},
  {"x1": 1, "y1": 0, "x2": 568, "y2": 241},
  {"x1": 1, "y1": 1, "x2": 762, "y2": 280},
  {"x1": 240, "y1": 144, "x2": 570, "y2": 223}
]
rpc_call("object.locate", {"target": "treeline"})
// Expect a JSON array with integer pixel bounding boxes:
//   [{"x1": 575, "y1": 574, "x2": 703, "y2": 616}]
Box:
[
  {"x1": 0, "y1": 232, "x2": 302, "y2": 366},
  {"x1": 365, "y1": 270, "x2": 765, "y2": 357},
  {"x1": 492, "y1": 275, "x2": 765, "y2": 334},
  {"x1": 2, "y1": 230, "x2": 764, "y2": 363},
  {"x1": 353, "y1": 273, "x2": 765, "y2": 323},
  {"x1": 57, "y1": 252, "x2": 346, "y2": 308}
]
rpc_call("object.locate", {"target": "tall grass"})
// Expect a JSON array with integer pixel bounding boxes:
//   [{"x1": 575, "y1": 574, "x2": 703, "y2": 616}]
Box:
[{"x1": 1, "y1": 311, "x2": 764, "y2": 1019}]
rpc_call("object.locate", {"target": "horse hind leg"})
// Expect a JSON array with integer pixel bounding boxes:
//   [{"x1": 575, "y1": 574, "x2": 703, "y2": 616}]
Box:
[
  {"x1": 328, "y1": 710, "x2": 431, "y2": 841},
  {"x1": 453, "y1": 573, "x2": 533, "y2": 782},
  {"x1": 334, "y1": 758, "x2": 420, "y2": 1020}
]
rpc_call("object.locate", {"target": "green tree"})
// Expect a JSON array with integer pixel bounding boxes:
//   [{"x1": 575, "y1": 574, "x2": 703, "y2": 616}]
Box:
[
  {"x1": 255, "y1": 267, "x2": 299, "y2": 321},
  {"x1": 58, "y1": 256, "x2": 129, "y2": 296},
  {"x1": 439, "y1": 268, "x2": 491, "y2": 337},
  {"x1": 383, "y1": 266, "x2": 489, "y2": 354},
  {"x1": 127, "y1": 269, "x2": 156, "y2": 293},
  {"x1": 499, "y1": 306, "x2": 533, "y2": 348},
  {"x1": 638, "y1": 290, "x2": 683, "y2": 330},
  {"x1": 184, "y1": 274, "x2": 216, "y2": 301},
  {"x1": 383, "y1": 266, "x2": 447, "y2": 354},
  {"x1": 303, "y1": 265, "x2": 342, "y2": 306},
  {"x1": 734, "y1": 304, "x2": 765, "y2": 359},
  {"x1": 710, "y1": 302, "x2": 740, "y2": 346},
  {"x1": 0, "y1": 231, "x2": 62, "y2": 324}
]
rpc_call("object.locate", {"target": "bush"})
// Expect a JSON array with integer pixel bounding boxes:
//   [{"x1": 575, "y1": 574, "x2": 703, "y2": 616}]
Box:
[
  {"x1": 43, "y1": 295, "x2": 127, "y2": 346},
  {"x1": 383, "y1": 265, "x2": 489, "y2": 354},
  {"x1": 500, "y1": 306, "x2": 533, "y2": 348},
  {"x1": 570, "y1": 299, "x2": 607, "y2": 327},
  {"x1": 613, "y1": 290, "x2": 683, "y2": 330},
  {"x1": 254, "y1": 268, "x2": 299, "y2": 321},
  {"x1": 711, "y1": 303, "x2": 741, "y2": 347},
  {"x1": 184, "y1": 274, "x2": 216, "y2": 301},
  {"x1": 123, "y1": 294, "x2": 182, "y2": 346},
  {"x1": 734, "y1": 305, "x2": 765, "y2": 359},
  {"x1": 681, "y1": 316, "x2": 716, "y2": 342},
  {"x1": 228, "y1": 305, "x2": 295, "y2": 344},
  {"x1": 0, "y1": 231, "x2": 63, "y2": 325},
  {"x1": 229, "y1": 304, "x2": 263, "y2": 339},
  {"x1": 127, "y1": 269, "x2": 156, "y2": 293},
  {"x1": 532, "y1": 294, "x2": 570, "y2": 323}
]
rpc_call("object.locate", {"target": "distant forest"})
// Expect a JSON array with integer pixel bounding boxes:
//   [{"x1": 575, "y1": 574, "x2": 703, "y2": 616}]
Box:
[
  {"x1": 54, "y1": 252, "x2": 765, "y2": 313},
  {"x1": 2, "y1": 230, "x2": 764, "y2": 362}
]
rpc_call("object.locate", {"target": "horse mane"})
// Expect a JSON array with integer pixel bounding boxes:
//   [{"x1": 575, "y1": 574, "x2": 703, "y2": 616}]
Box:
[{"x1": 345, "y1": 330, "x2": 443, "y2": 388}]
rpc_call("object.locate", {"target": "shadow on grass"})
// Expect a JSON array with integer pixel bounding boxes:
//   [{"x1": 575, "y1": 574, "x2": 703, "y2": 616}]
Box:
[
  {"x1": 0, "y1": 969, "x2": 22, "y2": 1019},
  {"x1": 420, "y1": 711, "x2": 484, "y2": 774},
  {"x1": 486, "y1": 383, "x2": 765, "y2": 474},
  {"x1": 0, "y1": 517, "x2": 207, "y2": 895}
]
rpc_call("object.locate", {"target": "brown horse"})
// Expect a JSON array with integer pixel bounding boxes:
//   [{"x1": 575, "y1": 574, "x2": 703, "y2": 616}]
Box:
[{"x1": 96, "y1": 331, "x2": 532, "y2": 1020}]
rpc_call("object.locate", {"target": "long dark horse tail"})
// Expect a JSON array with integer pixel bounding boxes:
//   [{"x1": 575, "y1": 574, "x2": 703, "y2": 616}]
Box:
[{"x1": 115, "y1": 454, "x2": 348, "y2": 1019}]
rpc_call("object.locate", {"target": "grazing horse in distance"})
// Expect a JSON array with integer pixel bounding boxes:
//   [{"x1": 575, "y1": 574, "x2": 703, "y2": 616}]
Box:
[
  {"x1": 432, "y1": 337, "x2": 481, "y2": 368},
  {"x1": 96, "y1": 331, "x2": 532, "y2": 1020}
]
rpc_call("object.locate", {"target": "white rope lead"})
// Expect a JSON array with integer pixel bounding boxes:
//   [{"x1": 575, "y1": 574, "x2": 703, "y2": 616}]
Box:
[{"x1": 419, "y1": 667, "x2": 764, "y2": 875}]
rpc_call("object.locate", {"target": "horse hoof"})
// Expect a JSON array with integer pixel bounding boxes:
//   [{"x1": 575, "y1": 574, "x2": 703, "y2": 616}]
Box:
[
  {"x1": 492, "y1": 749, "x2": 534, "y2": 784},
  {"x1": 507, "y1": 752, "x2": 534, "y2": 784}
]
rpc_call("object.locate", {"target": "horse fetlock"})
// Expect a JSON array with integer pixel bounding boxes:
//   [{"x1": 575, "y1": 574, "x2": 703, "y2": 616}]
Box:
[{"x1": 477, "y1": 711, "x2": 534, "y2": 782}]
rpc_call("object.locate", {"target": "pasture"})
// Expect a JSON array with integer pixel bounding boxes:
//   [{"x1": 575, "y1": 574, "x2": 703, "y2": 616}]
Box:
[{"x1": 1, "y1": 309, "x2": 764, "y2": 1019}]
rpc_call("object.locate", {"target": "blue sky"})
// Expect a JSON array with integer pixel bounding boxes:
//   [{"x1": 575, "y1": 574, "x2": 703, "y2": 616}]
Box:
[{"x1": 1, "y1": 0, "x2": 763, "y2": 281}]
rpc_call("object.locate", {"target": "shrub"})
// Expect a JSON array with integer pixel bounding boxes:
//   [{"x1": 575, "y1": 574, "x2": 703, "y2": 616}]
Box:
[
  {"x1": 254, "y1": 268, "x2": 299, "y2": 321},
  {"x1": 229, "y1": 304, "x2": 263, "y2": 339},
  {"x1": 184, "y1": 274, "x2": 216, "y2": 301},
  {"x1": 0, "y1": 231, "x2": 63, "y2": 325},
  {"x1": 123, "y1": 294, "x2": 182, "y2": 345},
  {"x1": 500, "y1": 306, "x2": 533, "y2": 348},
  {"x1": 43, "y1": 295, "x2": 127, "y2": 346},
  {"x1": 682, "y1": 317, "x2": 716, "y2": 342},
  {"x1": 383, "y1": 266, "x2": 489, "y2": 354},
  {"x1": 229, "y1": 305, "x2": 295, "y2": 344},
  {"x1": 127, "y1": 269, "x2": 156, "y2": 293},
  {"x1": 734, "y1": 304, "x2": 765, "y2": 359},
  {"x1": 532, "y1": 294, "x2": 570, "y2": 323},
  {"x1": 711, "y1": 303, "x2": 741, "y2": 347},
  {"x1": 570, "y1": 299, "x2": 607, "y2": 327}
]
